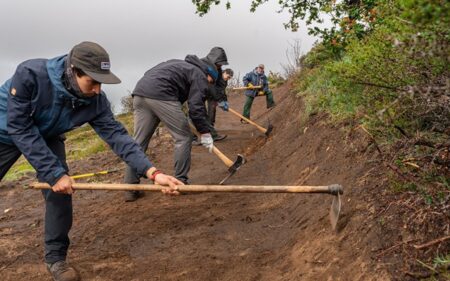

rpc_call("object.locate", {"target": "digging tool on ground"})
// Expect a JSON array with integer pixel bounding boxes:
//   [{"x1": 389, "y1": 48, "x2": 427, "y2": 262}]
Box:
[
  {"x1": 189, "y1": 123, "x2": 246, "y2": 184},
  {"x1": 70, "y1": 168, "x2": 120, "y2": 180},
  {"x1": 30, "y1": 183, "x2": 343, "y2": 229},
  {"x1": 228, "y1": 108, "x2": 273, "y2": 137}
]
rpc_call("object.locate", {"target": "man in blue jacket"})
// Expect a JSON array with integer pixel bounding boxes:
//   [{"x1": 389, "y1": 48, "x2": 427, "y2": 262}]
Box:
[
  {"x1": 123, "y1": 53, "x2": 220, "y2": 201},
  {"x1": 242, "y1": 64, "x2": 275, "y2": 121},
  {"x1": 0, "y1": 41, "x2": 182, "y2": 281}
]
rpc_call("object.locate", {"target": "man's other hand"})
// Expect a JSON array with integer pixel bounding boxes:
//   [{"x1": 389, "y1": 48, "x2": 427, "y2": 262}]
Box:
[
  {"x1": 154, "y1": 173, "x2": 183, "y2": 195},
  {"x1": 52, "y1": 175, "x2": 75, "y2": 194}
]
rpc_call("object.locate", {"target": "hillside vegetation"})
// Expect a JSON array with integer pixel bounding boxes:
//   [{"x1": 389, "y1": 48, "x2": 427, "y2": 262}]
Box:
[{"x1": 288, "y1": 0, "x2": 449, "y2": 278}]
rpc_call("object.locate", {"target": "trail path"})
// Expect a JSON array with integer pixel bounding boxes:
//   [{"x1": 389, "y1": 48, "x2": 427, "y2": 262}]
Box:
[{"x1": 0, "y1": 85, "x2": 391, "y2": 280}]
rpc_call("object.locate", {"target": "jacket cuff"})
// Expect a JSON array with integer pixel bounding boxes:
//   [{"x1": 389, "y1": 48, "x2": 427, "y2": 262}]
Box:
[
  {"x1": 140, "y1": 162, "x2": 154, "y2": 179},
  {"x1": 44, "y1": 167, "x2": 67, "y2": 186}
]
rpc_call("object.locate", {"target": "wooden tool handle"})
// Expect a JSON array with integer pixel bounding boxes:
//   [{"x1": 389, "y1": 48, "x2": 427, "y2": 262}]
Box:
[
  {"x1": 30, "y1": 183, "x2": 343, "y2": 194},
  {"x1": 189, "y1": 123, "x2": 234, "y2": 167},
  {"x1": 212, "y1": 146, "x2": 234, "y2": 167},
  {"x1": 232, "y1": 86, "x2": 262, "y2": 90},
  {"x1": 228, "y1": 108, "x2": 267, "y2": 134}
]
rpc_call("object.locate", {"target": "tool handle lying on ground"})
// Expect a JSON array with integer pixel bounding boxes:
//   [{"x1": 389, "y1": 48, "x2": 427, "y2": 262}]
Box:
[
  {"x1": 30, "y1": 183, "x2": 343, "y2": 194},
  {"x1": 232, "y1": 86, "x2": 262, "y2": 90},
  {"x1": 70, "y1": 169, "x2": 120, "y2": 180},
  {"x1": 228, "y1": 108, "x2": 273, "y2": 136}
]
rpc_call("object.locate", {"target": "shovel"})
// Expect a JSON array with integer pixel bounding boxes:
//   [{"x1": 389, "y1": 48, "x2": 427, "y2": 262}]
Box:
[
  {"x1": 30, "y1": 183, "x2": 343, "y2": 230},
  {"x1": 228, "y1": 107, "x2": 273, "y2": 137}
]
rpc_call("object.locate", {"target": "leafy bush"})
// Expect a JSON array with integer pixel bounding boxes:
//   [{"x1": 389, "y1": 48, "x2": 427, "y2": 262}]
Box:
[{"x1": 295, "y1": 0, "x2": 449, "y2": 196}]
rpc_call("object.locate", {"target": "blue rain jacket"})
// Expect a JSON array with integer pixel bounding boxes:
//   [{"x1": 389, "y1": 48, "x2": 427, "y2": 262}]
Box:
[{"x1": 0, "y1": 55, "x2": 152, "y2": 185}]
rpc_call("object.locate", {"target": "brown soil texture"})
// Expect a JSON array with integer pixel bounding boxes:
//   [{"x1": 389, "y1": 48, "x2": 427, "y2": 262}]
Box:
[{"x1": 0, "y1": 82, "x2": 446, "y2": 280}]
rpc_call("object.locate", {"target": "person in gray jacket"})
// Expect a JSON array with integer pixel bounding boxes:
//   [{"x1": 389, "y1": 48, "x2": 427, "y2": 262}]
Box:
[{"x1": 124, "y1": 54, "x2": 219, "y2": 201}]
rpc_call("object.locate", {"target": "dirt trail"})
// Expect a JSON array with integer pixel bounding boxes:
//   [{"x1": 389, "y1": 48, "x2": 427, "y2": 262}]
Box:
[{"x1": 1, "y1": 83, "x2": 393, "y2": 280}]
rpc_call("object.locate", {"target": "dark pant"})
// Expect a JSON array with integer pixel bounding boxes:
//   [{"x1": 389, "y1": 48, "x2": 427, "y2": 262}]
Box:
[
  {"x1": 207, "y1": 99, "x2": 217, "y2": 126},
  {"x1": 205, "y1": 99, "x2": 219, "y2": 138},
  {"x1": 242, "y1": 90, "x2": 275, "y2": 119},
  {"x1": 0, "y1": 137, "x2": 71, "y2": 264}
]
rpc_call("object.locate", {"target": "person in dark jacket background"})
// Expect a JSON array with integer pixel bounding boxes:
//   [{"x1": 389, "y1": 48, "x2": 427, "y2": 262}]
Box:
[
  {"x1": 0, "y1": 41, "x2": 182, "y2": 281},
  {"x1": 242, "y1": 64, "x2": 275, "y2": 121},
  {"x1": 196, "y1": 68, "x2": 234, "y2": 142},
  {"x1": 192, "y1": 47, "x2": 230, "y2": 143},
  {"x1": 123, "y1": 54, "x2": 219, "y2": 201}
]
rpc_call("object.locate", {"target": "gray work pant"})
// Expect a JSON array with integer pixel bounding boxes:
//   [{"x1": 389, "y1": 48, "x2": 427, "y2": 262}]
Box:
[
  {"x1": 124, "y1": 96, "x2": 193, "y2": 184},
  {"x1": 0, "y1": 137, "x2": 72, "y2": 264}
]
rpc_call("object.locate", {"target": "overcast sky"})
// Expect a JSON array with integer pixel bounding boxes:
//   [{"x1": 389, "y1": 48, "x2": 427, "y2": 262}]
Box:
[{"x1": 0, "y1": 0, "x2": 318, "y2": 112}]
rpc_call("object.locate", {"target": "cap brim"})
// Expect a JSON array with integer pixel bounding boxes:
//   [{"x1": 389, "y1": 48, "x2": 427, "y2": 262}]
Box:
[{"x1": 84, "y1": 70, "x2": 121, "y2": 84}]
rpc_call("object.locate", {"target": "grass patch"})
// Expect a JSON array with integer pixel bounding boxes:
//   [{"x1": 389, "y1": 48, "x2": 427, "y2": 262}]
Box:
[{"x1": 4, "y1": 112, "x2": 135, "y2": 181}]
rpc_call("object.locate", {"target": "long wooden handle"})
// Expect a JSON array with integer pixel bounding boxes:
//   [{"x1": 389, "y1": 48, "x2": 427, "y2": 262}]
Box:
[
  {"x1": 232, "y1": 86, "x2": 262, "y2": 90},
  {"x1": 228, "y1": 108, "x2": 267, "y2": 134},
  {"x1": 189, "y1": 123, "x2": 234, "y2": 167},
  {"x1": 30, "y1": 183, "x2": 343, "y2": 194},
  {"x1": 212, "y1": 146, "x2": 234, "y2": 167}
]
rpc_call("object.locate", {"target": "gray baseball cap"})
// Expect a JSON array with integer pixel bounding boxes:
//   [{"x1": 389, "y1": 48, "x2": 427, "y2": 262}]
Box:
[{"x1": 70, "y1": 41, "x2": 121, "y2": 84}]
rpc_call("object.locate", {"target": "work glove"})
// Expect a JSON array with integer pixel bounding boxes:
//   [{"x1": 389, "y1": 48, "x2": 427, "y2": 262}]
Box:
[
  {"x1": 247, "y1": 83, "x2": 254, "y2": 88},
  {"x1": 218, "y1": 101, "x2": 229, "y2": 111},
  {"x1": 200, "y1": 133, "x2": 214, "y2": 153},
  {"x1": 258, "y1": 91, "x2": 265, "y2": 96}
]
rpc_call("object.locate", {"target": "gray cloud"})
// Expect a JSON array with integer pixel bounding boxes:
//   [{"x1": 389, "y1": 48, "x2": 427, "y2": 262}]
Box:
[{"x1": 0, "y1": 0, "x2": 317, "y2": 112}]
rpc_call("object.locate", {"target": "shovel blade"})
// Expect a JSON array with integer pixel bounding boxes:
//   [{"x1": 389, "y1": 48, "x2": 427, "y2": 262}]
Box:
[{"x1": 329, "y1": 193, "x2": 341, "y2": 230}]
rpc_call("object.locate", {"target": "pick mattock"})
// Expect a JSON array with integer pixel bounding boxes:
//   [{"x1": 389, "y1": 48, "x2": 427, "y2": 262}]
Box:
[
  {"x1": 30, "y1": 183, "x2": 343, "y2": 230},
  {"x1": 189, "y1": 123, "x2": 246, "y2": 184},
  {"x1": 228, "y1": 107, "x2": 273, "y2": 137},
  {"x1": 232, "y1": 85, "x2": 262, "y2": 91}
]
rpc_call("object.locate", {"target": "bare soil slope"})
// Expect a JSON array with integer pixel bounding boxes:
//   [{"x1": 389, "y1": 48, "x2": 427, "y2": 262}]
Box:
[{"x1": 0, "y1": 83, "x2": 412, "y2": 280}]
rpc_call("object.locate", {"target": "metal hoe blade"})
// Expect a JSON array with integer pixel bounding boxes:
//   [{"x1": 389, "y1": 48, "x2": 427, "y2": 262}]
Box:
[
  {"x1": 219, "y1": 154, "x2": 246, "y2": 185},
  {"x1": 265, "y1": 124, "x2": 273, "y2": 137},
  {"x1": 329, "y1": 193, "x2": 341, "y2": 230}
]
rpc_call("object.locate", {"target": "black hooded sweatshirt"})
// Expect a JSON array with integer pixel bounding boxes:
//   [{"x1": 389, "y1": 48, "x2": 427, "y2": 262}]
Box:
[
  {"x1": 132, "y1": 55, "x2": 211, "y2": 133},
  {"x1": 202, "y1": 47, "x2": 229, "y2": 102}
]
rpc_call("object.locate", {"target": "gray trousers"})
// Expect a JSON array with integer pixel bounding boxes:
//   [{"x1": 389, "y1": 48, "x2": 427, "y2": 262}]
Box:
[
  {"x1": 0, "y1": 137, "x2": 72, "y2": 264},
  {"x1": 124, "y1": 96, "x2": 193, "y2": 184}
]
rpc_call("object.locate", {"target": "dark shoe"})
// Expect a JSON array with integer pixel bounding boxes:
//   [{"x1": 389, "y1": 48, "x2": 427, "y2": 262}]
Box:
[
  {"x1": 124, "y1": 190, "x2": 143, "y2": 202},
  {"x1": 267, "y1": 103, "x2": 276, "y2": 109},
  {"x1": 240, "y1": 119, "x2": 249, "y2": 124},
  {"x1": 46, "y1": 261, "x2": 80, "y2": 281},
  {"x1": 213, "y1": 134, "x2": 227, "y2": 141}
]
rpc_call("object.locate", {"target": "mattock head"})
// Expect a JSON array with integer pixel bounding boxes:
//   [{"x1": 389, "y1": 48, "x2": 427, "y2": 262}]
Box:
[
  {"x1": 265, "y1": 124, "x2": 273, "y2": 137},
  {"x1": 329, "y1": 184, "x2": 343, "y2": 230},
  {"x1": 219, "y1": 154, "x2": 246, "y2": 185}
]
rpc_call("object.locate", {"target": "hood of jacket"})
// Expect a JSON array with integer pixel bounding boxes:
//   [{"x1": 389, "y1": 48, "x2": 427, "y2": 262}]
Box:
[
  {"x1": 203, "y1": 47, "x2": 228, "y2": 66},
  {"x1": 185, "y1": 54, "x2": 218, "y2": 82}
]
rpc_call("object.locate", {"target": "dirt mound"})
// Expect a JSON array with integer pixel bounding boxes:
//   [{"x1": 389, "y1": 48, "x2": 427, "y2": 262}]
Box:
[{"x1": 0, "y1": 81, "x2": 431, "y2": 280}]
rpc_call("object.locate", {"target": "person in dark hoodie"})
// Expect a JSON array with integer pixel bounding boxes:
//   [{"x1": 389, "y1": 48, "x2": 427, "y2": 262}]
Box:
[
  {"x1": 201, "y1": 47, "x2": 230, "y2": 141},
  {"x1": 123, "y1": 54, "x2": 218, "y2": 202},
  {"x1": 0, "y1": 41, "x2": 182, "y2": 281}
]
